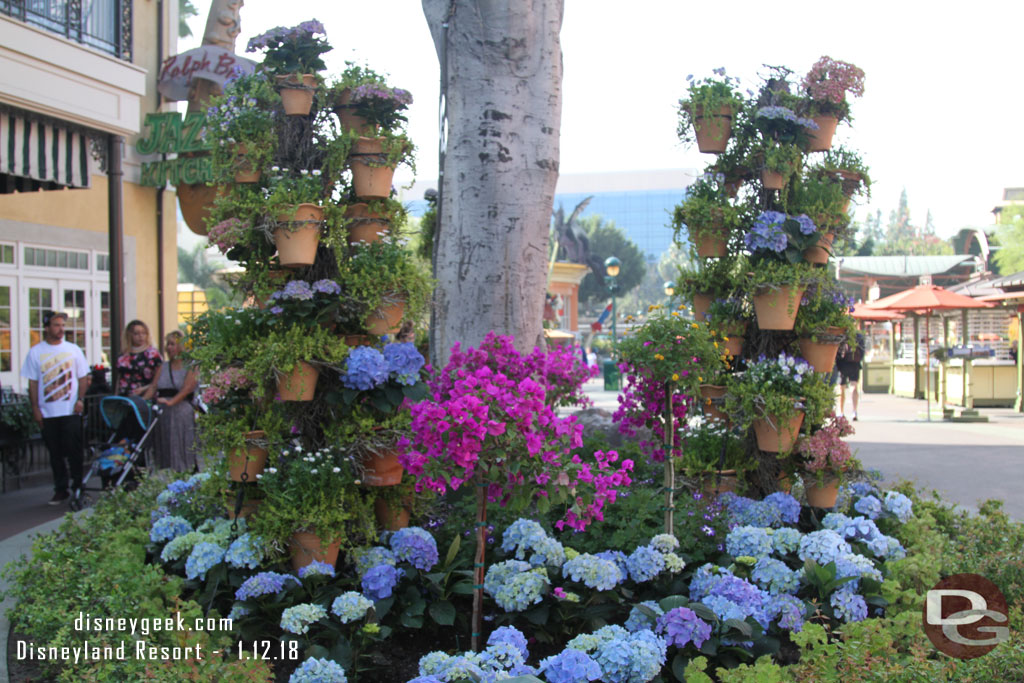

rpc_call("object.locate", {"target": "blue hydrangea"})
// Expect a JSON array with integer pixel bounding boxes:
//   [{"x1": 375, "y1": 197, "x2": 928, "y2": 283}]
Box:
[
  {"x1": 626, "y1": 545, "x2": 666, "y2": 582},
  {"x1": 840, "y1": 516, "x2": 882, "y2": 543},
  {"x1": 701, "y1": 575, "x2": 770, "y2": 627},
  {"x1": 764, "y1": 492, "x2": 801, "y2": 525},
  {"x1": 529, "y1": 536, "x2": 567, "y2": 569},
  {"x1": 868, "y1": 534, "x2": 906, "y2": 561},
  {"x1": 798, "y1": 530, "x2": 852, "y2": 566},
  {"x1": 745, "y1": 211, "x2": 789, "y2": 253},
  {"x1": 487, "y1": 626, "x2": 529, "y2": 660},
  {"x1": 362, "y1": 564, "x2": 401, "y2": 600},
  {"x1": 794, "y1": 213, "x2": 817, "y2": 235},
  {"x1": 484, "y1": 559, "x2": 532, "y2": 597},
  {"x1": 624, "y1": 601, "x2": 663, "y2": 632},
  {"x1": 236, "y1": 571, "x2": 299, "y2": 600},
  {"x1": 849, "y1": 481, "x2": 877, "y2": 497},
  {"x1": 298, "y1": 560, "x2": 336, "y2": 579},
  {"x1": 406, "y1": 677, "x2": 443, "y2": 683},
  {"x1": 160, "y1": 530, "x2": 205, "y2": 562},
  {"x1": 276, "y1": 280, "x2": 313, "y2": 301},
  {"x1": 721, "y1": 493, "x2": 798, "y2": 528},
  {"x1": 355, "y1": 546, "x2": 396, "y2": 576},
  {"x1": 150, "y1": 515, "x2": 193, "y2": 543},
  {"x1": 432, "y1": 655, "x2": 485, "y2": 681},
  {"x1": 280, "y1": 603, "x2": 327, "y2": 634},
  {"x1": 726, "y1": 526, "x2": 773, "y2": 559},
  {"x1": 418, "y1": 651, "x2": 454, "y2": 677},
  {"x1": 593, "y1": 628, "x2": 667, "y2": 683},
  {"x1": 751, "y1": 557, "x2": 801, "y2": 595},
  {"x1": 331, "y1": 592, "x2": 374, "y2": 624},
  {"x1": 501, "y1": 518, "x2": 549, "y2": 558},
  {"x1": 771, "y1": 527, "x2": 803, "y2": 556},
  {"x1": 835, "y1": 553, "x2": 883, "y2": 591},
  {"x1": 289, "y1": 657, "x2": 347, "y2": 683},
  {"x1": 383, "y1": 342, "x2": 425, "y2": 385},
  {"x1": 390, "y1": 527, "x2": 439, "y2": 571},
  {"x1": 311, "y1": 279, "x2": 341, "y2": 295},
  {"x1": 831, "y1": 587, "x2": 868, "y2": 622},
  {"x1": 568, "y1": 624, "x2": 626, "y2": 653},
  {"x1": 821, "y1": 512, "x2": 852, "y2": 532},
  {"x1": 539, "y1": 648, "x2": 602, "y2": 683},
  {"x1": 494, "y1": 569, "x2": 549, "y2": 612},
  {"x1": 884, "y1": 491, "x2": 914, "y2": 522},
  {"x1": 225, "y1": 533, "x2": 264, "y2": 570},
  {"x1": 479, "y1": 641, "x2": 525, "y2": 670},
  {"x1": 563, "y1": 554, "x2": 622, "y2": 591},
  {"x1": 227, "y1": 603, "x2": 249, "y2": 620},
  {"x1": 689, "y1": 563, "x2": 733, "y2": 601},
  {"x1": 764, "y1": 593, "x2": 806, "y2": 632},
  {"x1": 185, "y1": 541, "x2": 225, "y2": 580},
  {"x1": 854, "y1": 495, "x2": 882, "y2": 519},
  {"x1": 341, "y1": 346, "x2": 389, "y2": 390},
  {"x1": 655, "y1": 607, "x2": 712, "y2": 648},
  {"x1": 595, "y1": 550, "x2": 628, "y2": 582}
]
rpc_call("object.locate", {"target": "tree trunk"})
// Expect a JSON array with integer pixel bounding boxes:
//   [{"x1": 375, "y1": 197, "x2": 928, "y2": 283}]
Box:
[{"x1": 422, "y1": 0, "x2": 564, "y2": 365}]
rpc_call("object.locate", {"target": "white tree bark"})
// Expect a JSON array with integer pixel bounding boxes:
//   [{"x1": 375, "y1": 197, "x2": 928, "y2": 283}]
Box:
[{"x1": 422, "y1": 0, "x2": 563, "y2": 363}]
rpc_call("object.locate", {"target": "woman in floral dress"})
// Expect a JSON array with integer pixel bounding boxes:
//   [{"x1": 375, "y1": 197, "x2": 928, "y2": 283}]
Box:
[{"x1": 116, "y1": 320, "x2": 162, "y2": 397}]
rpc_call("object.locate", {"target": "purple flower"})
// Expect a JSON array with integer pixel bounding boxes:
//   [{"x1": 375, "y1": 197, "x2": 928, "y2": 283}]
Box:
[
  {"x1": 312, "y1": 279, "x2": 341, "y2": 295},
  {"x1": 235, "y1": 572, "x2": 299, "y2": 600},
  {"x1": 341, "y1": 346, "x2": 389, "y2": 390},
  {"x1": 795, "y1": 214, "x2": 817, "y2": 235},
  {"x1": 383, "y1": 342, "x2": 425, "y2": 386},
  {"x1": 362, "y1": 564, "x2": 401, "y2": 600},
  {"x1": 655, "y1": 607, "x2": 712, "y2": 648},
  {"x1": 389, "y1": 527, "x2": 438, "y2": 571}
]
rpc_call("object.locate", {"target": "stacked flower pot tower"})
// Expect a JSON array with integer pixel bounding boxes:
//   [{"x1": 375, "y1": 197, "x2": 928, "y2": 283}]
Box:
[
  {"x1": 185, "y1": 22, "x2": 433, "y2": 568},
  {"x1": 672, "y1": 58, "x2": 871, "y2": 504}
]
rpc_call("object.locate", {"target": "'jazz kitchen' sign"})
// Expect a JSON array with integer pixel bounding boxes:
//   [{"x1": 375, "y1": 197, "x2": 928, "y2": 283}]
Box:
[{"x1": 136, "y1": 112, "x2": 211, "y2": 187}]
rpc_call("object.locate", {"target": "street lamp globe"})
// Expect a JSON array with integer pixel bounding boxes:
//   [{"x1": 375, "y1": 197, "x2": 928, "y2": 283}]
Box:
[
  {"x1": 604, "y1": 256, "x2": 621, "y2": 278},
  {"x1": 663, "y1": 281, "x2": 675, "y2": 297}
]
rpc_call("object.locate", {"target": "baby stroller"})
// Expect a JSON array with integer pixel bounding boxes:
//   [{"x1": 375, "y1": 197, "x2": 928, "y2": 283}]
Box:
[{"x1": 70, "y1": 395, "x2": 161, "y2": 511}]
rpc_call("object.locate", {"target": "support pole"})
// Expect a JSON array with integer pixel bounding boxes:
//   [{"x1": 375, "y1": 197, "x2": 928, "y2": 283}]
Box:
[
  {"x1": 107, "y1": 135, "x2": 125, "y2": 388},
  {"x1": 1016, "y1": 310, "x2": 1023, "y2": 413},
  {"x1": 913, "y1": 315, "x2": 920, "y2": 399},
  {"x1": 663, "y1": 383, "x2": 674, "y2": 535},
  {"x1": 471, "y1": 472, "x2": 487, "y2": 652}
]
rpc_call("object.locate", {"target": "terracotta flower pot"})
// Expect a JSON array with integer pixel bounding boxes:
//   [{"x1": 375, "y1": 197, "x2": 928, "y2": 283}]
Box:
[
  {"x1": 753, "y1": 285, "x2": 806, "y2": 331},
  {"x1": 699, "y1": 384, "x2": 728, "y2": 423},
  {"x1": 277, "y1": 361, "x2": 319, "y2": 401},
  {"x1": 699, "y1": 469, "x2": 739, "y2": 496},
  {"x1": 350, "y1": 136, "x2": 395, "y2": 200},
  {"x1": 753, "y1": 412, "x2": 805, "y2": 453},
  {"x1": 177, "y1": 182, "x2": 224, "y2": 236},
  {"x1": 692, "y1": 105, "x2": 733, "y2": 154},
  {"x1": 806, "y1": 115, "x2": 838, "y2": 152},
  {"x1": 803, "y1": 475, "x2": 840, "y2": 508},
  {"x1": 343, "y1": 334, "x2": 375, "y2": 347},
  {"x1": 273, "y1": 203, "x2": 323, "y2": 268},
  {"x1": 797, "y1": 326, "x2": 846, "y2": 374},
  {"x1": 288, "y1": 530, "x2": 340, "y2": 571},
  {"x1": 803, "y1": 232, "x2": 835, "y2": 265},
  {"x1": 276, "y1": 74, "x2": 317, "y2": 116},
  {"x1": 360, "y1": 449, "x2": 404, "y2": 486},
  {"x1": 719, "y1": 322, "x2": 747, "y2": 359},
  {"x1": 333, "y1": 88, "x2": 375, "y2": 135},
  {"x1": 232, "y1": 143, "x2": 260, "y2": 183},
  {"x1": 344, "y1": 202, "x2": 390, "y2": 245},
  {"x1": 227, "y1": 430, "x2": 268, "y2": 482},
  {"x1": 366, "y1": 300, "x2": 405, "y2": 336},
  {"x1": 724, "y1": 179, "x2": 742, "y2": 197},
  {"x1": 693, "y1": 223, "x2": 730, "y2": 259},
  {"x1": 691, "y1": 293, "x2": 713, "y2": 323},
  {"x1": 761, "y1": 169, "x2": 785, "y2": 190},
  {"x1": 374, "y1": 497, "x2": 411, "y2": 531}
]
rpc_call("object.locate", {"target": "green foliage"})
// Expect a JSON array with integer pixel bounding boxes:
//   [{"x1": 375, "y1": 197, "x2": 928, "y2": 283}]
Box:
[
  {"x1": 993, "y1": 206, "x2": 1024, "y2": 275},
  {"x1": 675, "y1": 255, "x2": 749, "y2": 304},
  {"x1": 573, "y1": 214, "x2": 648, "y2": 304},
  {"x1": 759, "y1": 140, "x2": 803, "y2": 176},
  {"x1": 337, "y1": 238, "x2": 434, "y2": 324},
  {"x1": 177, "y1": 0, "x2": 198, "y2": 38},
  {"x1": 205, "y1": 73, "x2": 279, "y2": 184},
  {"x1": 679, "y1": 417, "x2": 750, "y2": 476},
  {"x1": 793, "y1": 281, "x2": 858, "y2": 346},
  {"x1": 244, "y1": 323, "x2": 349, "y2": 396},
  {"x1": 747, "y1": 260, "x2": 823, "y2": 292},
  {"x1": 677, "y1": 69, "x2": 744, "y2": 147},
  {"x1": 788, "y1": 175, "x2": 850, "y2": 235},
  {"x1": 671, "y1": 173, "x2": 745, "y2": 245},
  {"x1": 725, "y1": 353, "x2": 834, "y2": 437},
  {"x1": 1, "y1": 393, "x2": 39, "y2": 438},
  {"x1": 266, "y1": 168, "x2": 327, "y2": 220}
]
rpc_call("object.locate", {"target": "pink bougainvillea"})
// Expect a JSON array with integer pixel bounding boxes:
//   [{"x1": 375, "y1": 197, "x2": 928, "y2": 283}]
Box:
[
  {"x1": 802, "y1": 56, "x2": 865, "y2": 104},
  {"x1": 399, "y1": 332, "x2": 631, "y2": 531}
]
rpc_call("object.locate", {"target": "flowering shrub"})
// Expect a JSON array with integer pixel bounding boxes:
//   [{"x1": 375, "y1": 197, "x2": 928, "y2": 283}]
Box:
[
  {"x1": 802, "y1": 55, "x2": 866, "y2": 120},
  {"x1": 725, "y1": 352, "x2": 834, "y2": 434},
  {"x1": 744, "y1": 210, "x2": 822, "y2": 264},
  {"x1": 794, "y1": 280, "x2": 857, "y2": 344},
  {"x1": 266, "y1": 279, "x2": 342, "y2": 328},
  {"x1": 246, "y1": 20, "x2": 330, "y2": 76},
  {"x1": 199, "y1": 367, "x2": 253, "y2": 409},
  {"x1": 796, "y1": 413, "x2": 859, "y2": 480},
  {"x1": 349, "y1": 83, "x2": 414, "y2": 130},
  {"x1": 208, "y1": 218, "x2": 250, "y2": 256}
]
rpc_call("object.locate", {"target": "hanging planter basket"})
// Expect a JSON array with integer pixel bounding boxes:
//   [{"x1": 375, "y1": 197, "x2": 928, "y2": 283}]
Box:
[
  {"x1": 277, "y1": 361, "x2": 319, "y2": 401},
  {"x1": 693, "y1": 222, "x2": 730, "y2": 259},
  {"x1": 699, "y1": 469, "x2": 739, "y2": 496},
  {"x1": 692, "y1": 105, "x2": 733, "y2": 154},
  {"x1": 332, "y1": 88, "x2": 375, "y2": 135},
  {"x1": 803, "y1": 475, "x2": 840, "y2": 508},
  {"x1": 806, "y1": 115, "x2": 838, "y2": 152},
  {"x1": 275, "y1": 74, "x2": 317, "y2": 116},
  {"x1": 273, "y1": 203, "x2": 323, "y2": 268},
  {"x1": 803, "y1": 232, "x2": 835, "y2": 265},
  {"x1": 699, "y1": 384, "x2": 728, "y2": 423},
  {"x1": 753, "y1": 285, "x2": 806, "y2": 331},
  {"x1": 288, "y1": 530, "x2": 340, "y2": 570},
  {"x1": 360, "y1": 449, "x2": 404, "y2": 486},
  {"x1": 177, "y1": 182, "x2": 223, "y2": 236},
  {"x1": 753, "y1": 411, "x2": 805, "y2": 453},
  {"x1": 761, "y1": 169, "x2": 786, "y2": 190},
  {"x1": 797, "y1": 326, "x2": 846, "y2": 374},
  {"x1": 232, "y1": 143, "x2": 260, "y2": 183},
  {"x1": 691, "y1": 293, "x2": 713, "y2": 323},
  {"x1": 720, "y1": 321, "x2": 747, "y2": 358},
  {"x1": 344, "y1": 202, "x2": 390, "y2": 245},
  {"x1": 227, "y1": 430, "x2": 268, "y2": 482},
  {"x1": 366, "y1": 299, "x2": 405, "y2": 336},
  {"x1": 350, "y1": 137, "x2": 396, "y2": 200}
]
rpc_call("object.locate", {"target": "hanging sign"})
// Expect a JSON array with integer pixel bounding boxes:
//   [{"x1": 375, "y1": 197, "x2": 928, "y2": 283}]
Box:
[
  {"x1": 136, "y1": 112, "x2": 213, "y2": 187},
  {"x1": 158, "y1": 45, "x2": 257, "y2": 102}
]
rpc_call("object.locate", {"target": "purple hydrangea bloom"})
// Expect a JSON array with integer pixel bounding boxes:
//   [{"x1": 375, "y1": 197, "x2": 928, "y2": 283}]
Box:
[
  {"x1": 383, "y1": 342, "x2": 425, "y2": 385},
  {"x1": 539, "y1": 649, "x2": 602, "y2": 683},
  {"x1": 831, "y1": 587, "x2": 868, "y2": 622},
  {"x1": 389, "y1": 527, "x2": 439, "y2": 571},
  {"x1": 236, "y1": 572, "x2": 299, "y2": 600},
  {"x1": 298, "y1": 560, "x2": 336, "y2": 579},
  {"x1": 312, "y1": 279, "x2": 341, "y2": 295},
  {"x1": 341, "y1": 346, "x2": 389, "y2": 391},
  {"x1": 794, "y1": 213, "x2": 817, "y2": 235},
  {"x1": 362, "y1": 563, "x2": 401, "y2": 600},
  {"x1": 280, "y1": 280, "x2": 314, "y2": 300},
  {"x1": 487, "y1": 626, "x2": 529, "y2": 660},
  {"x1": 626, "y1": 545, "x2": 665, "y2": 582},
  {"x1": 764, "y1": 593, "x2": 806, "y2": 632},
  {"x1": 854, "y1": 495, "x2": 882, "y2": 519},
  {"x1": 745, "y1": 211, "x2": 789, "y2": 253},
  {"x1": 655, "y1": 607, "x2": 712, "y2": 648}
]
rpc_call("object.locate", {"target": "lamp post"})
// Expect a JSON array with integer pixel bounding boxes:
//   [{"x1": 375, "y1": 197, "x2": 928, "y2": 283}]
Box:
[
  {"x1": 603, "y1": 256, "x2": 621, "y2": 391},
  {"x1": 663, "y1": 281, "x2": 675, "y2": 307}
]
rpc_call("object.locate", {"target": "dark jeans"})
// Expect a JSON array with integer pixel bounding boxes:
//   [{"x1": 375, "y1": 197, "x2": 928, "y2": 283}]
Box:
[{"x1": 40, "y1": 414, "x2": 83, "y2": 493}]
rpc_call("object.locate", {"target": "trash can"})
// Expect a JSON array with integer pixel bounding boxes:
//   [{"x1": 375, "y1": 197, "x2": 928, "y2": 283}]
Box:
[{"x1": 602, "y1": 359, "x2": 619, "y2": 391}]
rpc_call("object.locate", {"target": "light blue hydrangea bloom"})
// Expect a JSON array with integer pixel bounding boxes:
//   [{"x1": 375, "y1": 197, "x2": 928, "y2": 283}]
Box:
[
  {"x1": 840, "y1": 516, "x2": 882, "y2": 543},
  {"x1": 362, "y1": 564, "x2": 401, "y2": 601},
  {"x1": 479, "y1": 640, "x2": 525, "y2": 670},
  {"x1": 884, "y1": 491, "x2": 914, "y2": 522},
  {"x1": 539, "y1": 648, "x2": 602, "y2": 683},
  {"x1": 854, "y1": 495, "x2": 882, "y2": 519},
  {"x1": 225, "y1": 533, "x2": 264, "y2": 570},
  {"x1": 382, "y1": 342, "x2": 425, "y2": 385},
  {"x1": 185, "y1": 541, "x2": 225, "y2": 580},
  {"x1": 593, "y1": 628, "x2": 667, "y2": 683},
  {"x1": 150, "y1": 515, "x2": 192, "y2": 543},
  {"x1": 821, "y1": 512, "x2": 853, "y2": 531},
  {"x1": 648, "y1": 534, "x2": 680, "y2": 553},
  {"x1": 501, "y1": 518, "x2": 549, "y2": 559},
  {"x1": 355, "y1": 546, "x2": 396, "y2": 576},
  {"x1": 798, "y1": 530, "x2": 852, "y2": 566},
  {"x1": 235, "y1": 571, "x2": 299, "y2": 600},
  {"x1": 484, "y1": 559, "x2": 532, "y2": 598},
  {"x1": 595, "y1": 551, "x2": 629, "y2": 582},
  {"x1": 626, "y1": 545, "x2": 666, "y2": 582},
  {"x1": 331, "y1": 592, "x2": 374, "y2": 624},
  {"x1": 280, "y1": 603, "x2": 328, "y2": 635},
  {"x1": 689, "y1": 563, "x2": 733, "y2": 601},
  {"x1": 562, "y1": 554, "x2": 622, "y2": 591},
  {"x1": 770, "y1": 527, "x2": 803, "y2": 556},
  {"x1": 418, "y1": 651, "x2": 453, "y2": 676},
  {"x1": 390, "y1": 527, "x2": 439, "y2": 571},
  {"x1": 529, "y1": 536, "x2": 567, "y2": 569},
  {"x1": 868, "y1": 534, "x2": 906, "y2": 561},
  {"x1": 835, "y1": 553, "x2": 883, "y2": 591},
  {"x1": 726, "y1": 526, "x2": 773, "y2": 559},
  {"x1": 494, "y1": 569, "x2": 549, "y2": 612},
  {"x1": 751, "y1": 556, "x2": 801, "y2": 595},
  {"x1": 341, "y1": 346, "x2": 389, "y2": 391},
  {"x1": 488, "y1": 626, "x2": 529, "y2": 660},
  {"x1": 831, "y1": 587, "x2": 868, "y2": 622},
  {"x1": 298, "y1": 560, "x2": 336, "y2": 579},
  {"x1": 160, "y1": 530, "x2": 206, "y2": 562},
  {"x1": 289, "y1": 656, "x2": 347, "y2": 683},
  {"x1": 624, "y1": 600, "x2": 664, "y2": 632}
]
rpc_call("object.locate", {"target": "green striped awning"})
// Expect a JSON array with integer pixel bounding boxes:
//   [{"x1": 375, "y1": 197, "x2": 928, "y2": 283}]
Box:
[{"x1": 0, "y1": 110, "x2": 91, "y2": 191}]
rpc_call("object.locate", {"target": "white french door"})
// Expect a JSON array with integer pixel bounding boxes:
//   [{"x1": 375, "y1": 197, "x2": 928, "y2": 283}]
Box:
[{"x1": 0, "y1": 275, "x2": 17, "y2": 389}]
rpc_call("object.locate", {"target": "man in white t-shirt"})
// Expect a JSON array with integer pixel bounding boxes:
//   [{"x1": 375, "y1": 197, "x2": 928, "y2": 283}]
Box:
[{"x1": 21, "y1": 311, "x2": 90, "y2": 504}]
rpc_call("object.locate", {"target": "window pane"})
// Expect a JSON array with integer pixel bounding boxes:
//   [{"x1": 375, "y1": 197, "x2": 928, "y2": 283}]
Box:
[
  {"x1": 0, "y1": 285, "x2": 9, "y2": 372},
  {"x1": 46, "y1": 250, "x2": 57, "y2": 267}
]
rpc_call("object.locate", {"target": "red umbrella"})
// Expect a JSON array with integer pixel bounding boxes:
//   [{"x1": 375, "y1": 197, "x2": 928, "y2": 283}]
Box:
[
  {"x1": 851, "y1": 302, "x2": 905, "y2": 321},
  {"x1": 866, "y1": 285, "x2": 993, "y2": 420}
]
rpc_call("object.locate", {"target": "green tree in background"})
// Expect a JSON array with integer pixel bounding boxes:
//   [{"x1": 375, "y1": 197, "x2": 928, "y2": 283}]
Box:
[
  {"x1": 177, "y1": 244, "x2": 235, "y2": 310},
  {"x1": 872, "y1": 188, "x2": 952, "y2": 256},
  {"x1": 994, "y1": 205, "x2": 1024, "y2": 274},
  {"x1": 179, "y1": 0, "x2": 198, "y2": 38},
  {"x1": 573, "y1": 215, "x2": 646, "y2": 306}
]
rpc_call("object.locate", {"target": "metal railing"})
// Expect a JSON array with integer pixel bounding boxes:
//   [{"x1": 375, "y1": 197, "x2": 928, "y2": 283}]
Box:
[{"x1": 0, "y1": 0, "x2": 132, "y2": 61}]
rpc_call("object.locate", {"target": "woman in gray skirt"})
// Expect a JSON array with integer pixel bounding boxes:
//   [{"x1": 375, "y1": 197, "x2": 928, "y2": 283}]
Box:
[{"x1": 152, "y1": 330, "x2": 199, "y2": 472}]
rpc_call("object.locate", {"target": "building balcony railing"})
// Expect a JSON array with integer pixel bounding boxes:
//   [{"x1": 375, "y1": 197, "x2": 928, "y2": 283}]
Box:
[{"x1": 1, "y1": 0, "x2": 132, "y2": 61}]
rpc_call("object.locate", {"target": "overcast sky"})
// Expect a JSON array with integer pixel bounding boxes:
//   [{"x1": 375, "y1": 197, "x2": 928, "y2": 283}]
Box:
[{"x1": 179, "y1": 0, "x2": 1024, "y2": 239}]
